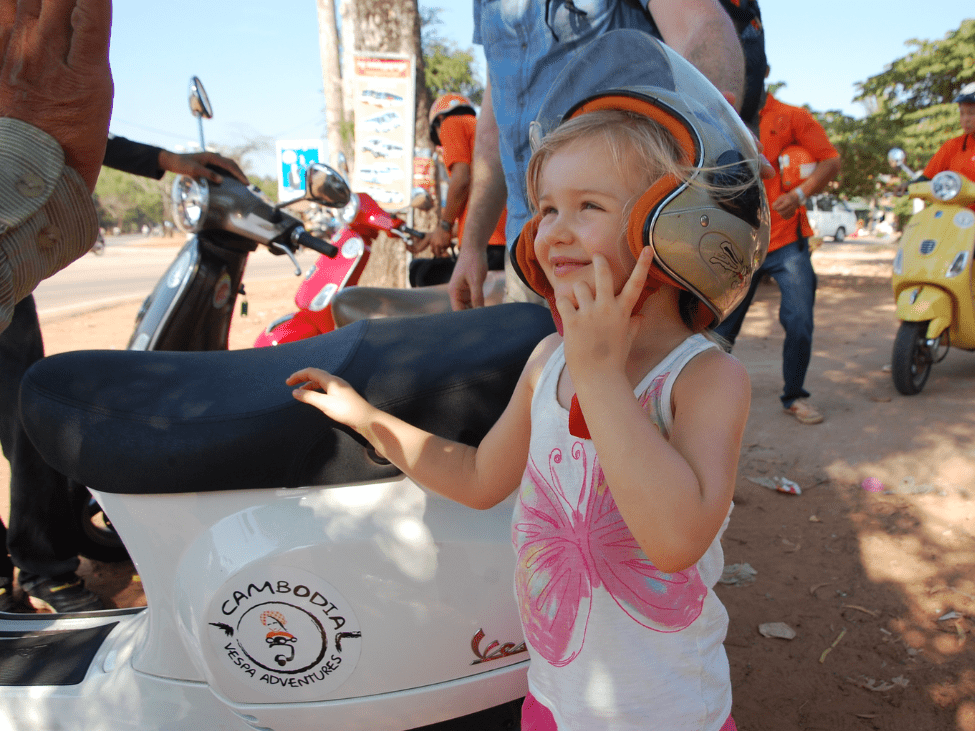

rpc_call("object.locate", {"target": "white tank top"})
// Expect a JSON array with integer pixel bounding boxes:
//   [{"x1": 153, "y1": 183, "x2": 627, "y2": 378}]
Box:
[{"x1": 511, "y1": 334, "x2": 732, "y2": 730}]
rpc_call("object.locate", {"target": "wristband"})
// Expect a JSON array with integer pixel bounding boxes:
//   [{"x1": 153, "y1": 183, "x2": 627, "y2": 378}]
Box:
[
  {"x1": 439, "y1": 219, "x2": 452, "y2": 232},
  {"x1": 794, "y1": 187, "x2": 807, "y2": 206}
]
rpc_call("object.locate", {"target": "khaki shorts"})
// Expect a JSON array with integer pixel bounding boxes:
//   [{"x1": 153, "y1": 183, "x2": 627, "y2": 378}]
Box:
[{"x1": 503, "y1": 253, "x2": 546, "y2": 306}]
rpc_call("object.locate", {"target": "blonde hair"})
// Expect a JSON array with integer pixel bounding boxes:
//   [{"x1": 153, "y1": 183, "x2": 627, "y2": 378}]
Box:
[{"x1": 526, "y1": 109, "x2": 692, "y2": 220}]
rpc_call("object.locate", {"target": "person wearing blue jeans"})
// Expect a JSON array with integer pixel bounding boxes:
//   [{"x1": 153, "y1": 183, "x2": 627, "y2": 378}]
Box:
[
  {"x1": 714, "y1": 78, "x2": 842, "y2": 425},
  {"x1": 714, "y1": 237, "x2": 816, "y2": 410}
]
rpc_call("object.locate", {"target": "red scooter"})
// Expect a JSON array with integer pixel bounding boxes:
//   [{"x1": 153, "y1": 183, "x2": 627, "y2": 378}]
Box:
[{"x1": 253, "y1": 191, "x2": 426, "y2": 346}]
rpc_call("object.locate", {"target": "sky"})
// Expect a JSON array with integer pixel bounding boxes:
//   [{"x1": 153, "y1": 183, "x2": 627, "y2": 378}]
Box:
[{"x1": 107, "y1": 1, "x2": 973, "y2": 178}]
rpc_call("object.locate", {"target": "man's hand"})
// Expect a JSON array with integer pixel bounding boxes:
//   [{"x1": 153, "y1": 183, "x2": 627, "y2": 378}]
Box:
[
  {"x1": 0, "y1": 0, "x2": 114, "y2": 192},
  {"x1": 448, "y1": 244, "x2": 487, "y2": 310},
  {"x1": 411, "y1": 226, "x2": 453, "y2": 258},
  {"x1": 772, "y1": 190, "x2": 804, "y2": 220},
  {"x1": 158, "y1": 150, "x2": 249, "y2": 185}
]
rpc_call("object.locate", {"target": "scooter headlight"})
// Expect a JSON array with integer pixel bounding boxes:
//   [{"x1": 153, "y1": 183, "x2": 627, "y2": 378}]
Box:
[
  {"x1": 171, "y1": 175, "x2": 210, "y2": 232},
  {"x1": 946, "y1": 250, "x2": 969, "y2": 278},
  {"x1": 892, "y1": 248, "x2": 904, "y2": 275},
  {"x1": 337, "y1": 193, "x2": 360, "y2": 226},
  {"x1": 931, "y1": 171, "x2": 963, "y2": 202}
]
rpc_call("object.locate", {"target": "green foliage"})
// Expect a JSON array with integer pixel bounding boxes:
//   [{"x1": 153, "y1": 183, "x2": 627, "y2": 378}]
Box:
[
  {"x1": 854, "y1": 19, "x2": 975, "y2": 174},
  {"x1": 248, "y1": 175, "x2": 278, "y2": 203},
  {"x1": 812, "y1": 108, "x2": 893, "y2": 201},
  {"x1": 93, "y1": 167, "x2": 166, "y2": 232},
  {"x1": 420, "y1": 6, "x2": 484, "y2": 105}
]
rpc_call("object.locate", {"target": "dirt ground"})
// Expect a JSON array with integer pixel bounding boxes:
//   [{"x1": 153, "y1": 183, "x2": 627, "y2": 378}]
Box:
[{"x1": 8, "y1": 236, "x2": 975, "y2": 730}]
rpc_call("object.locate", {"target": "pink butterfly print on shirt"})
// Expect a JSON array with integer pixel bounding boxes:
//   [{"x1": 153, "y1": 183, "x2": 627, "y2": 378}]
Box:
[{"x1": 513, "y1": 439, "x2": 707, "y2": 667}]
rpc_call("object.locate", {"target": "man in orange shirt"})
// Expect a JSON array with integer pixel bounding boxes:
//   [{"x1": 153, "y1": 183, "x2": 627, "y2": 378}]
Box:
[
  {"x1": 411, "y1": 94, "x2": 506, "y2": 285},
  {"x1": 715, "y1": 72, "x2": 841, "y2": 425},
  {"x1": 923, "y1": 83, "x2": 975, "y2": 192}
]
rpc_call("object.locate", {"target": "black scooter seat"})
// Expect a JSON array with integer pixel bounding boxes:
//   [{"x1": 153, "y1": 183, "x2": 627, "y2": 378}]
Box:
[{"x1": 20, "y1": 304, "x2": 554, "y2": 495}]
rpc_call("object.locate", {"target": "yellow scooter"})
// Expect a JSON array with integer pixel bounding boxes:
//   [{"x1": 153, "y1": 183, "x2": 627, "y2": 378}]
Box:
[{"x1": 888, "y1": 148, "x2": 975, "y2": 394}]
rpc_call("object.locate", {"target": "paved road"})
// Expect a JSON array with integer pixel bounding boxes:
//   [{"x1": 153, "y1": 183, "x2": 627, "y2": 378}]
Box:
[{"x1": 33, "y1": 237, "x2": 320, "y2": 320}]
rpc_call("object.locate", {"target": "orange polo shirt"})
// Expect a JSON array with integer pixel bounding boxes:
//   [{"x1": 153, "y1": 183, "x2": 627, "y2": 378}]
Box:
[
  {"x1": 924, "y1": 133, "x2": 975, "y2": 192},
  {"x1": 760, "y1": 94, "x2": 840, "y2": 252},
  {"x1": 438, "y1": 114, "x2": 507, "y2": 247}
]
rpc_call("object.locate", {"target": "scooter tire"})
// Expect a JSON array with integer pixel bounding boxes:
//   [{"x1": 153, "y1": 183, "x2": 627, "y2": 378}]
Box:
[
  {"x1": 891, "y1": 320, "x2": 933, "y2": 396},
  {"x1": 68, "y1": 482, "x2": 131, "y2": 563}
]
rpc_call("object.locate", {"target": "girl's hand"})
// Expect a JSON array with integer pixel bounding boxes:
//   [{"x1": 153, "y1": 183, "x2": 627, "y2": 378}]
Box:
[
  {"x1": 286, "y1": 368, "x2": 374, "y2": 431},
  {"x1": 556, "y1": 248, "x2": 653, "y2": 379}
]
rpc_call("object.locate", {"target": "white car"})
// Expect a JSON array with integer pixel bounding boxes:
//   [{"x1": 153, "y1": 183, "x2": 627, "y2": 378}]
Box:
[{"x1": 805, "y1": 196, "x2": 858, "y2": 242}]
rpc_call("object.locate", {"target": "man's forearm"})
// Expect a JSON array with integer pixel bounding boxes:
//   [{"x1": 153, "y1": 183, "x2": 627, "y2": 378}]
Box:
[
  {"x1": 461, "y1": 79, "x2": 508, "y2": 253},
  {"x1": 650, "y1": 0, "x2": 745, "y2": 110},
  {"x1": 0, "y1": 120, "x2": 98, "y2": 332}
]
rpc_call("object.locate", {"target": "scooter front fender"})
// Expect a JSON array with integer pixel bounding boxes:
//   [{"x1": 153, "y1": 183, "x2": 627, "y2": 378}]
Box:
[{"x1": 894, "y1": 286, "x2": 953, "y2": 339}]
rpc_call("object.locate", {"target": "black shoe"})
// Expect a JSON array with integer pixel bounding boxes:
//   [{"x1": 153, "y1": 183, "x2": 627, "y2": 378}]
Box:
[
  {"x1": 21, "y1": 573, "x2": 104, "y2": 613},
  {"x1": 0, "y1": 577, "x2": 17, "y2": 612},
  {"x1": 0, "y1": 576, "x2": 33, "y2": 613}
]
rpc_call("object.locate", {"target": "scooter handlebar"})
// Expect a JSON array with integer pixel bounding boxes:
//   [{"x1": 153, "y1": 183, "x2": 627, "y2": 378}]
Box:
[
  {"x1": 400, "y1": 226, "x2": 425, "y2": 241},
  {"x1": 292, "y1": 227, "x2": 338, "y2": 258}
]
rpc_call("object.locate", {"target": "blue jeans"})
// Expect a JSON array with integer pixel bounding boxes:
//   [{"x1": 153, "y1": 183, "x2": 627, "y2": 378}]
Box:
[{"x1": 715, "y1": 239, "x2": 817, "y2": 409}]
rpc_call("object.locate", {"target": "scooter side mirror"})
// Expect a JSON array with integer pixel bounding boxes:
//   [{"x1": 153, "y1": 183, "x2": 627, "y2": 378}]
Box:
[
  {"x1": 887, "y1": 147, "x2": 917, "y2": 180},
  {"x1": 189, "y1": 77, "x2": 213, "y2": 120},
  {"x1": 410, "y1": 187, "x2": 434, "y2": 211},
  {"x1": 305, "y1": 163, "x2": 351, "y2": 208}
]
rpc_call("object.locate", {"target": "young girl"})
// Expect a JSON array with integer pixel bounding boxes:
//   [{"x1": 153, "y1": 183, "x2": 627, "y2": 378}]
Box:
[{"x1": 288, "y1": 30, "x2": 766, "y2": 731}]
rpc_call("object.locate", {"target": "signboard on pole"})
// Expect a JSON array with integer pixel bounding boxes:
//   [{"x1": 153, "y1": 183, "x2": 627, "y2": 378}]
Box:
[
  {"x1": 351, "y1": 53, "x2": 415, "y2": 211},
  {"x1": 276, "y1": 139, "x2": 326, "y2": 203}
]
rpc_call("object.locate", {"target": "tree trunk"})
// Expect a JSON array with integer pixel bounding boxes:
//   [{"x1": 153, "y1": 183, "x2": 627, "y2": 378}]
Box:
[
  {"x1": 315, "y1": 0, "x2": 346, "y2": 170},
  {"x1": 350, "y1": 0, "x2": 433, "y2": 289},
  {"x1": 339, "y1": 0, "x2": 356, "y2": 168}
]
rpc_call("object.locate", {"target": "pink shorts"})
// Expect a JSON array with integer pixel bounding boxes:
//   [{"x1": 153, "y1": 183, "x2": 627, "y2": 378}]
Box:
[{"x1": 522, "y1": 691, "x2": 738, "y2": 730}]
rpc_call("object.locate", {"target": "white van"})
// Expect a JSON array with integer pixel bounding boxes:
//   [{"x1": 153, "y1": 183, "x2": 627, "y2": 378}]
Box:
[{"x1": 805, "y1": 196, "x2": 858, "y2": 242}]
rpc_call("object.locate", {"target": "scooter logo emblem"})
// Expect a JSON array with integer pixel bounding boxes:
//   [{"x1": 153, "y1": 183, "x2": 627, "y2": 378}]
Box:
[{"x1": 207, "y1": 566, "x2": 362, "y2": 699}]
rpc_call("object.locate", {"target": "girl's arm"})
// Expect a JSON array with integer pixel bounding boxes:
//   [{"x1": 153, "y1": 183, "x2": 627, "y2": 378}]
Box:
[
  {"x1": 557, "y1": 250, "x2": 749, "y2": 572},
  {"x1": 286, "y1": 334, "x2": 558, "y2": 510},
  {"x1": 580, "y1": 350, "x2": 749, "y2": 573}
]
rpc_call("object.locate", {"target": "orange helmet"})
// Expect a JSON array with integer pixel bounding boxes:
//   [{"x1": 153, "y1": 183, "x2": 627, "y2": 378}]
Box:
[
  {"x1": 428, "y1": 93, "x2": 475, "y2": 145},
  {"x1": 778, "y1": 145, "x2": 817, "y2": 191}
]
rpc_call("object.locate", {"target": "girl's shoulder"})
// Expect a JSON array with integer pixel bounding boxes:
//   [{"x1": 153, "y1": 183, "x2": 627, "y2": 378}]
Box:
[
  {"x1": 523, "y1": 332, "x2": 564, "y2": 392},
  {"x1": 673, "y1": 345, "x2": 751, "y2": 411}
]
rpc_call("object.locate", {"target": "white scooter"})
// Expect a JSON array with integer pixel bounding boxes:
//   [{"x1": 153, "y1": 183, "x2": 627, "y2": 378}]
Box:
[{"x1": 9, "y1": 297, "x2": 553, "y2": 729}]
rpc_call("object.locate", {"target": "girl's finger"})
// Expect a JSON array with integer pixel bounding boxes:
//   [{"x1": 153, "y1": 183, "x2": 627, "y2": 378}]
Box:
[
  {"x1": 619, "y1": 247, "x2": 653, "y2": 309},
  {"x1": 591, "y1": 253, "x2": 615, "y2": 300},
  {"x1": 554, "y1": 292, "x2": 578, "y2": 322},
  {"x1": 285, "y1": 367, "x2": 327, "y2": 386},
  {"x1": 572, "y1": 280, "x2": 594, "y2": 310}
]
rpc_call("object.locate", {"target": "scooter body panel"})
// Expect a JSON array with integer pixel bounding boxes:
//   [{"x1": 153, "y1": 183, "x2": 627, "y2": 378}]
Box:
[
  {"x1": 894, "y1": 286, "x2": 953, "y2": 339},
  {"x1": 294, "y1": 231, "x2": 369, "y2": 313},
  {"x1": 129, "y1": 236, "x2": 249, "y2": 352},
  {"x1": 254, "y1": 307, "x2": 336, "y2": 346},
  {"x1": 892, "y1": 201, "x2": 975, "y2": 350},
  {"x1": 0, "y1": 610, "x2": 245, "y2": 730},
  {"x1": 93, "y1": 476, "x2": 528, "y2": 720}
]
